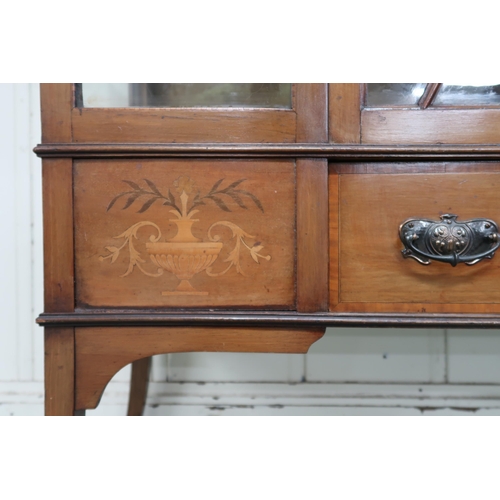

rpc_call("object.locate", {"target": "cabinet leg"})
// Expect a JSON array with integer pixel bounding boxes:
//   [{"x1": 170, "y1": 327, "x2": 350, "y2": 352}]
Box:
[
  {"x1": 127, "y1": 357, "x2": 152, "y2": 416},
  {"x1": 44, "y1": 327, "x2": 78, "y2": 416}
]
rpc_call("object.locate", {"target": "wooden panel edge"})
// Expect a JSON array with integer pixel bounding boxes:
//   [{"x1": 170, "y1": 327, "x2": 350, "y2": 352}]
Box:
[
  {"x1": 42, "y1": 159, "x2": 74, "y2": 312},
  {"x1": 297, "y1": 159, "x2": 328, "y2": 312},
  {"x1": 329, "y1": 164, "x2": 339, "y2": 310},
  {"x1": 332, "y1": 302, "x2": 500, "y2": 314}
]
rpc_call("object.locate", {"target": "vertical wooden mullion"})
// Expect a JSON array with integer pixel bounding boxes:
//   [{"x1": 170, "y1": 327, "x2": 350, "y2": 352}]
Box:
[
  {"x1": 296, "y1": 159, "x2": 329, "y2": 312},
  {"x1": 329, "y1": 165, "x2": 340, "y2": 310},
  {"x1": 295, "y1": 84, "x2": 329, "y2": 311},
  {"x1": 329, "y1": 83, "x2": 361, "y2": 143},
  {"x1": 295, "y1": 84, "x2": 328, "y2": 143},
  {"x1": 44, "y1": 327, "x2": 76, "y2": 416}
]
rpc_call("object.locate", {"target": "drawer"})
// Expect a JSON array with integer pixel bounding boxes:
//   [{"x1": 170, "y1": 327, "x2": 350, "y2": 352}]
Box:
[
  {"x1": 330, "y1": 163, "x2": 500, "y2": 314},
  {"x1": 74, "y1": 159, "x2": 296, "y2": 309}
]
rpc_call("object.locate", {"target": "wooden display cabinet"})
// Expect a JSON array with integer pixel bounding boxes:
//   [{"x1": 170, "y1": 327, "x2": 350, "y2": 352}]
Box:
[{"x1": 37, "y1": 83, "x2": 500, "y2": 415}]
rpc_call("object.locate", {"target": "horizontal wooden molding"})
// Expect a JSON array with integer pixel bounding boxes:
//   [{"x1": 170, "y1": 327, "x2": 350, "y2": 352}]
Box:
[
  {"x1": 37, "y1": 311, "x2": 500, "y2": 328},
  {"x1": 71, "y1": 107, "x2": 297, "y2": 144},
  {"x1": 33, "y1": 143, "x2": 500, "y2": 161},
  {"x1": 362, "y1": 108, "x2": 500, "y2": 145}
]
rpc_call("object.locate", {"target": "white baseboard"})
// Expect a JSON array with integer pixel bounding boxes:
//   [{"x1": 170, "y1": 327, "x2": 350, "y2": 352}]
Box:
[{"x1": 2, "y1": 381, "x2": 500, "y2": 415}]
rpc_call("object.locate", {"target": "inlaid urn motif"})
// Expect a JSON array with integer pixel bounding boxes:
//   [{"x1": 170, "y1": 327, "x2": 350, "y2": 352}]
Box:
[{"x1": 99, "y1": 176, "x2": 271, "y2": 295}]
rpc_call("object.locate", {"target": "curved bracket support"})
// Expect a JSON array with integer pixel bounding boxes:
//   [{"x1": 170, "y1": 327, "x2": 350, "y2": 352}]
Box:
[{"x1": 75, "y1": 326, "x2": 325, "y2": 411}]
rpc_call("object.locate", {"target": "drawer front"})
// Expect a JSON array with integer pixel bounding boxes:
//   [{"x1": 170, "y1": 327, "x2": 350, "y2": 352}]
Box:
[
  {"x1": 74, "y1": 159, "x2": 296, "y2": 309},
  {"x1": 330, "y1": 163, "x2": 500, "y2": 313}
]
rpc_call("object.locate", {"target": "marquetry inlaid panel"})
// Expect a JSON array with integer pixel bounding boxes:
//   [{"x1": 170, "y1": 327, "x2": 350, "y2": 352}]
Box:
[{"x1": 74, "y1": 159, "x2": 296, "y2": 308}]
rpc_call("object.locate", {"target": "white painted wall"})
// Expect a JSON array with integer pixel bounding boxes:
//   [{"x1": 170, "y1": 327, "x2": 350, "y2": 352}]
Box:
[{"x1": 1, "y1": 83, "x2": 500, "y2": 416}]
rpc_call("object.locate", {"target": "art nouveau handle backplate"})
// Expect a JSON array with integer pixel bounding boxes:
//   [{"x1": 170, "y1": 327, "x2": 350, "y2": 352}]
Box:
[{"x1": 399, "y1": 214, "x2": 499, "y2": 267}]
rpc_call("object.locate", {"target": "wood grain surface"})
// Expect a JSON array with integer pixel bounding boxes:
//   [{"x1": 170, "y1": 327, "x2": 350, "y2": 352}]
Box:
[
  {"x1": 72, "y1": 107, "x2": 296, "y2": 143},
  {"x1": 337, "y1": 169, "x2": 500, "y2": 308},
  {"x1": 45, "y1": 328, "x2": 75, "y2": 416},
  {"x1": 75, "y1": 326, "x2": 326, "y2": 409},
  {"x1": 328, "y1": 167, "x2": 339, "y2": 309},
  {"x1": 296, "y1": 84, "x2": 328, "y2": 142},
  {"x1": 329, "y1": 84, "x2": 361, "y2": 143},
  {"x1": 74, "y1": 159, "x2": 296, "y2": 308},
  {"x1": 40, "y1": 84, "x2": 73, "y2": 143},
  {"x1": 362, "y1": 109, "x2": 500, "y2": 144},
  {"x1": 297, "y1": 159, "x2": 328, "y2": 311},
  {"x1": 127, "y1": 357, "x2": 151, "y2": 416}
]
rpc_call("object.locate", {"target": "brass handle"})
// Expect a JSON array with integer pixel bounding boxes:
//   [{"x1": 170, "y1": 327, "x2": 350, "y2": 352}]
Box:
[{"x1": 399, "y1": 214, "x2": 499, "y2": 267}]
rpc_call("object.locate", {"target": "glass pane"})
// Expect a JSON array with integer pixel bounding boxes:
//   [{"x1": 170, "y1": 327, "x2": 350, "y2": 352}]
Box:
[
  {"x1": 80, "y1": 83, "x2": 292, "y2": 109},
  {"x1": 365, "y1": 83, "x2": 426, "y2": 107},
  {"x1": 434, "y1": 84, "x2": 500, "y2": 106}
]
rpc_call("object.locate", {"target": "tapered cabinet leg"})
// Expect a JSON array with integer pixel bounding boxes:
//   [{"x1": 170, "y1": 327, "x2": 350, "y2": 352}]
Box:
[
  {"x1": 44, "y1": 327, "x2": 77, "y2": 416},
  {"x1": 127, "y1": 357, "x2": 152, "y2": 416}
]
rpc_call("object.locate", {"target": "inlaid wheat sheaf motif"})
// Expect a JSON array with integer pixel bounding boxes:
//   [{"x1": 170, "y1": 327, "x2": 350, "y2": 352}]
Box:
[{"x1": 99, "y1": 176, "x2": 271, "y2": 295}]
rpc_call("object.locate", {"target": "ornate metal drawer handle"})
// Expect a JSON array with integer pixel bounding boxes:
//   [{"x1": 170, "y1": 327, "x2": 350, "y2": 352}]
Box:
[{"x1": 399, "y1": 214, "x2": 499, "y2": 267}]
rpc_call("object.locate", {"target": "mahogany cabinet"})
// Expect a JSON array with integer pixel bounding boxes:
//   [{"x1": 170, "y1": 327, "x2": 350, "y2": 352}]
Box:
[{"x1": 36, "y1": 83, "x2": 500, "y2": 415}]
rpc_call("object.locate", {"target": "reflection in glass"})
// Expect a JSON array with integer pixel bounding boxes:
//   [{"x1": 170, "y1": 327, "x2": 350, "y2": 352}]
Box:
[
  {"x1": 365, "y1": 83, "x2": 426, "y2": 107},
  {"x1": 80, "y1": 83, "x2": 292, "y2": 109},
  {"x1": 433, "y1": 84, "x2": 500, "y2": 106}
]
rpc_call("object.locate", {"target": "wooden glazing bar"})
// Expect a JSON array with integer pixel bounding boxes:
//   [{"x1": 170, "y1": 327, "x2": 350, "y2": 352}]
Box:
[
  {"x1": 418, "y1": 83, "x2": 442, "y2": 109},
  {"x1": 329, "y1": 84, "x2": 361, "y2": 143},
  {"x1": 295, "y1": 84, "x2": 328, "y2": 142}
]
